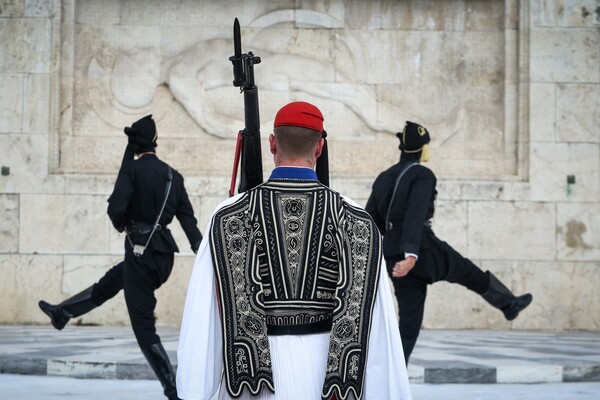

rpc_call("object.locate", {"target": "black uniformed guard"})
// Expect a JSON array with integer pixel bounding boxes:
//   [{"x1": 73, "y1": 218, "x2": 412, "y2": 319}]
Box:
[
  {"x1": 365, "y1": 121, "x2": 533, "y2": 365},
  {"x1": 39, "y1": 115, "x2": 202, "y2": 400}
]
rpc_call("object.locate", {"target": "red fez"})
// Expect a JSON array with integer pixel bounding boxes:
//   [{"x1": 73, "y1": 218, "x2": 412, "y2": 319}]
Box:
[{"x1": 274, "y1": 101, "x2": 324, "y2": 133}]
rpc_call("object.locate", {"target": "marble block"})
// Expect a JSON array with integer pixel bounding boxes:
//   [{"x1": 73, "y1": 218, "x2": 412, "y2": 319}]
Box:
[
  {"x1": 19, "y1": 194, "x2": 111, "y2": 254},
  {"x1": 0, "y1": 254, "x2": 64, "y2": 324},
  {"x1": 468, "y1": 201, "x2": 556, "y2": 261},
  {"x1": 47, "y1": 359, "x2": 117, "y2": 379},
  {"x1": 496, "y1": 364, "x2": 562, "y2": 383},
  {"x1": 0, "y1": 74, "x2": 24, "y2": 132},
  {"x1": 556, "y1": 84, "x2": 600, "y2": 143},
  {"x1": 431, "y1": 200, "x2": 469, "y2": 255},
  {"x1": 0, "y1": 194, "x2": 19, "y2": 253},
  {"x1": 563, "y1": 365, "x2": 600, "y2": 382},
  {"x1": 0, "y1": 18, "x2": 52, "y2": 73},
  {"x1": 530, "y1": 29, "x2": 600, "y2": 83},
  {"x1": 512, "y1": 261, "x2": 600, "y2": 331},
  {"x1": 529, "y1": 142, "x2": 600, "y2": 202},
  {"x1": 556, "y1": 202, "x2": 600, "y2": 261},
  {"x1": 532, "y1": 0, "x2": 600, "y2": 28},
  {"x1": 423, "y1": 361, "x2": 496, "y2": 383},
  {"x1": 23, "y1": 73, "x2": 51, "y2": 134},
  {"x1": 529, "y1": 83, "x2": 556, "y2": 143},
  {"x1": 25, "y1": 0, "x2": 54, "y2": 18}
]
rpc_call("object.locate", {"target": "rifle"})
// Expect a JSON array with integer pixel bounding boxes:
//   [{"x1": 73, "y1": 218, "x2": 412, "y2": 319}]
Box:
[{"x1": 228, "y1": 18, "x2": 263, "y2": 196}]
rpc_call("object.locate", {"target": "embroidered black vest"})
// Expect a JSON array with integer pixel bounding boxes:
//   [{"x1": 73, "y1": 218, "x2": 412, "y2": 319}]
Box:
[{"x1": 209, "y1": 180, "x2": 381, "y2": 400}]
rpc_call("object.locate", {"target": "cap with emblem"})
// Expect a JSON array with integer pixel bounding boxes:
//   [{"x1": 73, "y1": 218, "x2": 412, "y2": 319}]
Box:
[
  {"x1": 124, "y1": 115, "x2": 158, "y2": 153},
  {"x1": 396, "y1": 121, "x2": 431, "y2": 163},
  {"x1": 396, "y1": 121, "x2": 430, "y2": 153}
]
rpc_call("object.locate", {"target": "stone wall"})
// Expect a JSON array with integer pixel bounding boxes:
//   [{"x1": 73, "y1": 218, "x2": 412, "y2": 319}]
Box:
[{"x1": 0, "y1": 0, "x2": 598, "y2": 330}]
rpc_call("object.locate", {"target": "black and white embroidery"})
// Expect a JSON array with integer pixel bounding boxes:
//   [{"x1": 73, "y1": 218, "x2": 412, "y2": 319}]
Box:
[
  {"x1": 322, "y1": 205, "x2": 381, "y2": 400},
  {"x1": 210, "y1": 194, "x2": 274, "y2": 397},
  {"x1": 210, "y1": 181, "x2": 381, "y2": 400}
]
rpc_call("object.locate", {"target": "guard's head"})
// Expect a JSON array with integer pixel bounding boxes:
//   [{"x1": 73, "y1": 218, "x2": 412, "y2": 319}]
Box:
[
  {"x1": 271, "y1": 101, "x2": 325, "y2": 166},
  {"x1": 124, "y1": 115, "x2": 157, "y2": 154},
  {"x1": 396, "y1": 121, "x2": 431, "y2": 162}
]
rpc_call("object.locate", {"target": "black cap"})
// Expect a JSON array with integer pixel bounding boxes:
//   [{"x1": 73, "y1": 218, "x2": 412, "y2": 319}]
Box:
[
  {"x1": 124, "y1": 115, "x2": 157, "y2": 152},
  {"x1": 396, "y1": 121, "x2": 430, "y2": 153}
]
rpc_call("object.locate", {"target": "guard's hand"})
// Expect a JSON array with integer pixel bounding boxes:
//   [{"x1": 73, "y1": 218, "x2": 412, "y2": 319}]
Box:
[
  {"x1": 392, "y1": 256, "x2": 416, "y2": 278},
  {"x1": 192, "y1": 239, "x2": 201, "y2": 254}
]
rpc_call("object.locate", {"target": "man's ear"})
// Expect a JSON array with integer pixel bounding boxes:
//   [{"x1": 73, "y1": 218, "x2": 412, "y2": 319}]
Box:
[
  {"x1": 314, "y1": 138, "x2": 324, "y2": 159},
  {"x1": 269, "y1": 133, "x2": 277, "y2": 155}
]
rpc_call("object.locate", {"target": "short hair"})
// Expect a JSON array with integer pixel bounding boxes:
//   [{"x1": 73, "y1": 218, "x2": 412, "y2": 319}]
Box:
[{"x1": 273, "y1": 125, "x2": 321, "y2": 160}]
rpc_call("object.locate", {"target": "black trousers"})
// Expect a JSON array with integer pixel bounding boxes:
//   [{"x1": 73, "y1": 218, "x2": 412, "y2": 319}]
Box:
[
  {"x1": 387, "y1": 232, "x2": 489, "y2": 364},
  {"x1": 91, "y1": 250, "x2": 174, "y2": 348}
]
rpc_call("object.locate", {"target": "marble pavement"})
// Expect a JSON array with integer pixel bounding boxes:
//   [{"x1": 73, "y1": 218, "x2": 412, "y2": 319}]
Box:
[{"x1": 0, "y1": 325, "x2": 598, "y2": 384}]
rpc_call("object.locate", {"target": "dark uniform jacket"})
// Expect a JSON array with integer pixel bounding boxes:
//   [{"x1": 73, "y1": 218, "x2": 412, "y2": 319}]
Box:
[
  {"x1": 107, "y1": 151, "x2": 202, "y2": 254},
  {"x1": 365, "y1": 158, "x2": 437, "y2": 262}
]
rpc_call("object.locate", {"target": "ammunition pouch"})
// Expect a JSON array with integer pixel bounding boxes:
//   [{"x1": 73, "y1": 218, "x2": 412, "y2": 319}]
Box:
[
  {"x1": 128, "y1": 222, "x2": 161, "y2": 235},
  {"x1": 127, "y1": 222, "x2": 160, "y2": 243}
]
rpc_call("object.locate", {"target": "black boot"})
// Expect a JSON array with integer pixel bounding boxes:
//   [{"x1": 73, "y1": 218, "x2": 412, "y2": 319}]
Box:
[
  {"x1": 481, "y1": 272, "x2": 532, "y2": 321},
  {"x1": 141, "y1": 342, "x2": 180, "y2": 400},
  {"x1": 38, "y1": 286, "x2": 97, "y2": 330}
]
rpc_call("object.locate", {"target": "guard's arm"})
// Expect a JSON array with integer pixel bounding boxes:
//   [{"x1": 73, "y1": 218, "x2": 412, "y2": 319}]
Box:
[
  {"x1": 175, "y1": 178, "x2": 203, "y2": 252},
  {"x1": 400, "y1": 168, "x2": 436, "y2": 255},
  {"x1": 365, "y1": 183, "x2": 386, "y2": 234},
  {"x1": 107, "y1": 162, "x2": 134, "y2": 233}
]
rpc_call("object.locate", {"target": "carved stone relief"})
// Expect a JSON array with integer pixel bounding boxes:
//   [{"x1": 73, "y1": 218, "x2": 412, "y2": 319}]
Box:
[{"x1": 58, "y1": 0, "x2": 523, "y2": 179}]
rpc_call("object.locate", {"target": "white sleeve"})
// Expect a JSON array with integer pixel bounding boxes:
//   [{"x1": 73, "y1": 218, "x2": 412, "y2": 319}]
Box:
[
  {"x1": 176, "y1": 227, "x2": 223, "y2": 400},
  {"x1": 364, "y1": 257, "x2": 413, "y2": 400}
]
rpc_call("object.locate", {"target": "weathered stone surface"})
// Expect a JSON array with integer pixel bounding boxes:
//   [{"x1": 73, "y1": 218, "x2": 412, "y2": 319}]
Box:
[
  {"x1": 23, "y1": 74, "x2": 51, "y2": 134},
  {"x1": 529, "y1": 142, "x2": 600, "y2": 202},
  {"x1": 424, "y1": 363, "x2": 496, "y2": 384},
  {"x1": 332, "y1": 177, "x2": 374, "y2": 206},
  {"x1": 0, "y1": 134, "x2": 67, "y2": 195},
  {"x1": 530, "y1": 29, "x2": 600, "y2": 83},
  {"x1": 47, "y1": 359, "x2": 117, "y2": 379},
  {"x1": 0, "y1": 254, "x2": 64, "y2": 323},
  {"x1": 563, "y1": 365, "x2": 600, "y2": 382},
  {"x1": 25, "y1": 0, "x2": 54, "y2": 18},
  {"x1": 512, "y1": 261, "x2": 600, "y2": 330},
  {"x1": 529, "y1": 83, "x2": 556, "y2": 143},
  {"x1": 468, "y1": 201, "x2": 556, "y2": 261},
  {"x1": 0, "y1": 194, "x2": 19, "y2": 253},
  {"x1": 0, "y1": 17, "x2": 52, "y2": 73},
  {"x1": 0, "y1": 74, "x2": 24, "y2": 132},
  {"x1": 20, "y1": 194, "x2": 110, "y2": 254},
  {"x1": 0, "y1": 0, "x2": 24, "y2": 17},
  {"x1": 198, "y1": 196, "x2": 229, "y2": 233},
  {"x1": 556, "y1": 202, "x2": 600, "y2": 261},
  {"x1": 532, "y1": 0, "x2": 600, "y2": 28},
  {"x1": 65, "y1": 175, "x2": 115, "y2": 195},
  {"x1": 432, "y1": 200, "x2": 469, "y2": 254},
  {"x1": 557, "y1": 84, "x2": 600, "y2": 143}
]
